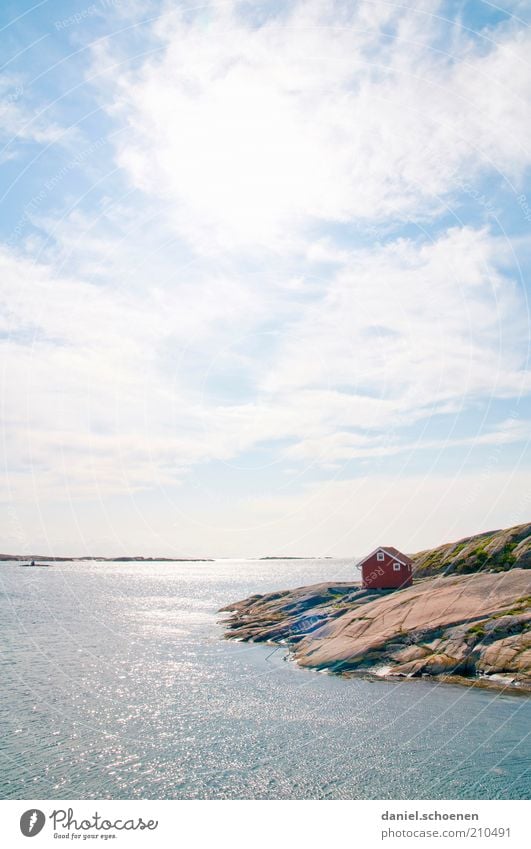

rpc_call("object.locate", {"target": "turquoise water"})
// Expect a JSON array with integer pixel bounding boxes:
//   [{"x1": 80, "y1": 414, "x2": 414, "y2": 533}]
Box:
[{"x1": 0, "y1": 559, "x2": 529, "y2": 800}]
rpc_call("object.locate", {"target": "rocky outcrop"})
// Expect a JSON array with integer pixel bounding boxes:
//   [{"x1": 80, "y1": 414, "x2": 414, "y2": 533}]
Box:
[
  {"x1": 411, "y1": 521, "x2": 531, "y2": 577},
  {"x1": 221, "y1": 569, "x2": 531, "y2": 691}
]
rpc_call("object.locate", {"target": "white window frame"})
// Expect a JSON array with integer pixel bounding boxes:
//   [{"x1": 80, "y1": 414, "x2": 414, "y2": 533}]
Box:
[
  {"x1": 377, "y1": 551, "x2": 384, "y2": 561},
  {"x1": 393, "y1": 562, "x2": 401, "y2": 571}
]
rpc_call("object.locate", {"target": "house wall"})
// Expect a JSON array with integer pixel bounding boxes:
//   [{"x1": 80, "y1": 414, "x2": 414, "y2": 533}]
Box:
[{"x1": 361, "y1": 550, "x2": 413, "y2": 589}]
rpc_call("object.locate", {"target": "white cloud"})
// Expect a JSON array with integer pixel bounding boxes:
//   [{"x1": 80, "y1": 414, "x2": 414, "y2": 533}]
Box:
[
  {"x1": 284, "y1": 417, "x2": 531, "y2": 464},
  {"x1": 2, "y1": 0, "x2": 531, "y2": 555},
  {"x1": 255, "y1": 227, "x2": 529, "y2": 450},
  {"x1": 0, "y1": 74, "x2": 66, "y2": 156},
  {"x1": 0, "y1": 242, "x2": 263, "y2": 498},
  {"x1": 96, "y1": 0, "x2": 531, "y2": 251},
  {"x1": 1, "y1": 217, "x2": 529, "y2": 502},
  {"x1": 305, "y1": 228, "x2": 525, "y2": 394}
]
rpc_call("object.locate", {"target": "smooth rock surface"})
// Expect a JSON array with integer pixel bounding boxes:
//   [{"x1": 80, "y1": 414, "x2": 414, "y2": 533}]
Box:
[{"x1": 222, "y1": 569, "x2": 531, "y2": 690}]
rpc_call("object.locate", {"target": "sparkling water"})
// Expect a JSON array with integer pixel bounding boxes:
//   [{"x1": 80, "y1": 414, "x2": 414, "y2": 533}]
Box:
[{"x1": 0, "y1": 559, "x2": 529, "y2": 799}]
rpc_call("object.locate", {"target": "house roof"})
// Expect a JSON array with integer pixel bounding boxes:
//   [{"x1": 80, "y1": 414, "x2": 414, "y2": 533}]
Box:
[{"x1": 358, "y1": 546, "x2": 413, "y2": 568}]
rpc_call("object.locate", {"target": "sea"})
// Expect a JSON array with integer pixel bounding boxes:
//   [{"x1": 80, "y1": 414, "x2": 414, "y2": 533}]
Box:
[{"x1": 0, "y1": 558, "x2": 529, "y2": 800}]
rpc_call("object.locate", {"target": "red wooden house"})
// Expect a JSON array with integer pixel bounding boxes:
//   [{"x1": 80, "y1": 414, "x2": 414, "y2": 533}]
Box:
[{"x1": 359, "y1": 546, "x2": 413, "y2": 589}]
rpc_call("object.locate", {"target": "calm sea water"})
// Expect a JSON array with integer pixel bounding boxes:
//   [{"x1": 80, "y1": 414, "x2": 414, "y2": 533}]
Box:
[{"x1": 0, "y1": 558, "x2": 529, "y2": 800}]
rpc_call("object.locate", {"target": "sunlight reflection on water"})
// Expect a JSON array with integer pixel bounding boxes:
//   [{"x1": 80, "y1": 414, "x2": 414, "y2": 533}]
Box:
[{"x1": 0, "y1": 559, "x2": 529, "y2": 799}]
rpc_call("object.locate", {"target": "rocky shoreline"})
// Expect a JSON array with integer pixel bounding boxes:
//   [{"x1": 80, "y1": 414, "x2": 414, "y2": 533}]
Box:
[{"x1": 220, "y1": 569, "x2": 531, "y2": 692}]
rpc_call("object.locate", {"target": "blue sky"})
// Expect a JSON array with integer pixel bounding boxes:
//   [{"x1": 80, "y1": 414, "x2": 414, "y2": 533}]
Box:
[{"x1": 1, "y1": 0, "x2": 530, "y2": 557}]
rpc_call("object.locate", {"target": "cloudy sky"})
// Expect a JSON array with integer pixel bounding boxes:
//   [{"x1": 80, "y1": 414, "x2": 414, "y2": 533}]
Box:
[{"x1": 1, "y1": 0, "x2": 530, "y2": 557}]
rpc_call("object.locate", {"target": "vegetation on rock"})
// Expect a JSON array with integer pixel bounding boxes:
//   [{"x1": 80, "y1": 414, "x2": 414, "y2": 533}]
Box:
[{"x1": 411, "y1": 522, "x2": 531, "y2": 577}]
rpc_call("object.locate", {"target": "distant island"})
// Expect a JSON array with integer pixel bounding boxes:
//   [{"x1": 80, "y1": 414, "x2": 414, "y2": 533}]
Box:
[
  {"x1": 259, "y1": 556, "x2": 334, "y2": 560},
  {"x1": 221, "y1": 522, "x2": 531, "y2": 692},
  {"x1": 1, "y1": 554, "x2": 333, "y2": 563},
  {"x1": 0, "y1": 554, "x2": 214, "y2": 562}
]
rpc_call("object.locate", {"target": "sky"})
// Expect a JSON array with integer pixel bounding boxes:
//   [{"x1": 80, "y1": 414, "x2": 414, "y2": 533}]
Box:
[{"x1": 0, "y1": 0, "x2": 530, "y2": 558}]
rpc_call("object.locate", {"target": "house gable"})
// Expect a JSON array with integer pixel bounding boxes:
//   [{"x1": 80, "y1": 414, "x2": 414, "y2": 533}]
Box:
[{"x1": 358, "y1": 546, "x2": 411, "y2": 569}]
